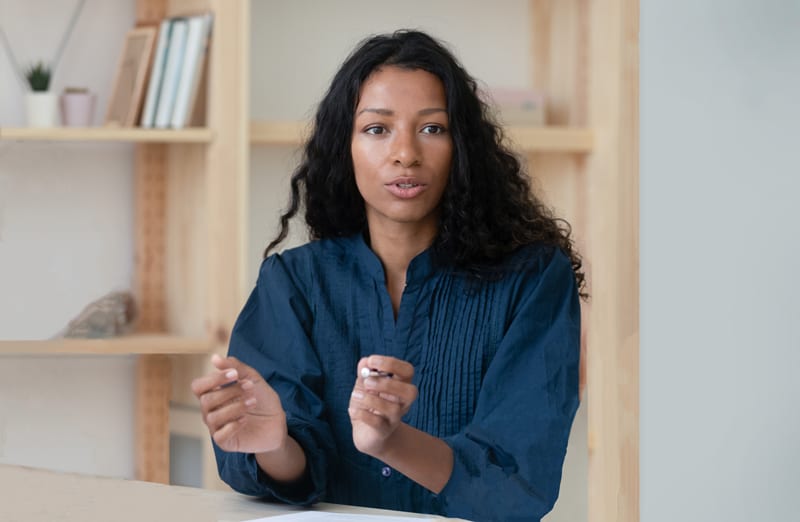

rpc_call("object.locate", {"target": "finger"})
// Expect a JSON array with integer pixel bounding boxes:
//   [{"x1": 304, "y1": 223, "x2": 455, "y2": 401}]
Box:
[
  {"x1": 198, "y1": 380, "x2": 251, "y2": 415},
  {"x1": 363, "y1": 355, "x2": 415, "y2": 382},
  {"x1": 191, "y1": 366, "x2": 240, "y2": 397},
  {"x1": 348, "y1": 404, "x2": 390, "y2": 430},
  {"x1": 205, "y1": 394, "x2": 256, "y2": 432},
  {"x1": 357, "y1": 357, "x2": 395, "y2": 379},
  {"x1": 362, "y1": 377, "x2": 417, "y2": 405},
  {"x1": 378, "y1": 391, "x2": 402, "y2": 403},
  {"x1": 350, "y1": 389, "x2": 404, "y2": 420}
]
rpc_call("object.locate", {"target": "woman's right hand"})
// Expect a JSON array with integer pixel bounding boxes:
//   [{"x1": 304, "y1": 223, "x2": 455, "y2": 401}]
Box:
[{"x1": 191, "y1": 354, "x2": 288, "y2": 454}]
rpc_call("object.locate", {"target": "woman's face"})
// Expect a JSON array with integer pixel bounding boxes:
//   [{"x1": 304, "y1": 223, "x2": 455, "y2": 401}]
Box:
[{"x1": 351, "y1": 66, "x2": 453, "y2": 236}]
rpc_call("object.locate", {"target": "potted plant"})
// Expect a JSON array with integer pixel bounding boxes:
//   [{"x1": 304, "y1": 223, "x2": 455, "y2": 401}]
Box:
[{"x1": 24, "y1": 60, "x2": 59, "y2": 127}]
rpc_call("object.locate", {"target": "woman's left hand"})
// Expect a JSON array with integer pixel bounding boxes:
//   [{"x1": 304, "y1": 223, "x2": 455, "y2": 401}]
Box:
[{"x1": 348, "y1": 355, "x2": 418, "y2": 457}]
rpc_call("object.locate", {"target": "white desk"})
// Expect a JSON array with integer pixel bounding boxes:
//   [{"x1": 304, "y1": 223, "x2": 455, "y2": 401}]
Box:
[{"x1": 0, "y1": 465, "x2": 460, "y2": 521}]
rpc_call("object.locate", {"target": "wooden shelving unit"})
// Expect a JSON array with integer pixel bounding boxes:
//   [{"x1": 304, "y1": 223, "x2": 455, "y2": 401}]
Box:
[{"x1": 0, "y1": 0, "x2": 249, "y2": 487}]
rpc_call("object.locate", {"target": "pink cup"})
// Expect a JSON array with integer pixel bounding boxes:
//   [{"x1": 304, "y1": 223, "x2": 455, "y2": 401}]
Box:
[{"x1": 60, "y1": 92, "x2": 96, "y2": 127}]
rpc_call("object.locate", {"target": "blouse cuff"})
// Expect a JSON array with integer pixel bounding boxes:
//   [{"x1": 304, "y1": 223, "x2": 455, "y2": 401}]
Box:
[
  {"x1": 243, "y1": 417, "x2": 327, "y2": 506},
  {"x1": 433, "y1": 435, "x2": 494, "y2": 514}
]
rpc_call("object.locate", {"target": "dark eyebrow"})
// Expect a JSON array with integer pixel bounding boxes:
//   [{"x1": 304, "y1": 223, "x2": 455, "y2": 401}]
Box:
[{"x1": 356, "y1": 107, "x2": 447, "y2": 117}]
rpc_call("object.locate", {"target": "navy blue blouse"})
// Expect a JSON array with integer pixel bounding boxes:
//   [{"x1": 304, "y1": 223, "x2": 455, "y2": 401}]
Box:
[{"x1": 214, "y1": 234, "x2": 580, "y2": 522}]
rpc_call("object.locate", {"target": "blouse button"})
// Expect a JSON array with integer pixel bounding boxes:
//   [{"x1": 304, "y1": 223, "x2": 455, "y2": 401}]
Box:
[{"x1": 381, "y1": 466, "x2": 392, "y2": 477}]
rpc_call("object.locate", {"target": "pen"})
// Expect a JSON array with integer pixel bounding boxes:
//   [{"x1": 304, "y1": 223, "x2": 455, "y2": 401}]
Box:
[{"x1": 360, "y1": 367, "x2": 393, "y2": 379}]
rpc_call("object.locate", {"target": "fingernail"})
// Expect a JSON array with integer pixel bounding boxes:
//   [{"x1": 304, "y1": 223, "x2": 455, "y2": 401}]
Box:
[
  {"x1": 351, "y1": 390, "x2": 364, "y2": 399},
  {"x1": 240, "y1": 380, "x2": 253, "y2": 390},
  {"x1": 225, "y1": 369, "x2": 237, "y2": 380},
  {"x1": 244, "y1": 398, "x2": 256, "y2": 407},
  {"x1": 363, "y1": 378, "x2": 377, "y2": 389}
]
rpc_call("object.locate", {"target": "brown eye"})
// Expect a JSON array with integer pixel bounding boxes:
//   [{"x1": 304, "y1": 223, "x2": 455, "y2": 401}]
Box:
[
  {"x1": 365, "y1": 126, "x2": 386, "y2": 135},
  {"x1": 421, "y1": 124, "x2": 446, "y2": 135}
]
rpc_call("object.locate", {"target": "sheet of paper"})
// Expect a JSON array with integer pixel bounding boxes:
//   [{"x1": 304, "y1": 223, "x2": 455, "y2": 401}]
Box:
[{"x1": 243, "y1": 511, "x2": 434, "y2": 522}]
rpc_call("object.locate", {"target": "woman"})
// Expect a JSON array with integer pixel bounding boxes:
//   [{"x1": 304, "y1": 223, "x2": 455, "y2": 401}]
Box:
[{"x1": 192, "y1": 30, "x2": 585, "y2": 521}]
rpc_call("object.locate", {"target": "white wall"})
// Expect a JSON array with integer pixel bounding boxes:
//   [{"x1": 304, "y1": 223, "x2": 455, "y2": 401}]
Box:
[
  {"x1": 640, "y1": 1, "x2": 800, "y2": 520},
  {"x1": 0, "y1": 0, "x2": 136, "y2": 478}
]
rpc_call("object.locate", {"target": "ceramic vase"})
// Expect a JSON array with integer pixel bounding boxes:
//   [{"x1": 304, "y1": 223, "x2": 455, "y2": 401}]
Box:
[
  {"x1": 26, "y1": 92, "x2": 59, "y2": 127},
  {"x1": 60, "y1": 91, "x2": 96, "y2": 127}
]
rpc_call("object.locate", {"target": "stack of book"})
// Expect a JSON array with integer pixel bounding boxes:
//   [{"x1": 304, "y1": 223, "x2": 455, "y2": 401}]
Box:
[{"x1": 140, "y1": 13, "x2": 213, "y2": 129}]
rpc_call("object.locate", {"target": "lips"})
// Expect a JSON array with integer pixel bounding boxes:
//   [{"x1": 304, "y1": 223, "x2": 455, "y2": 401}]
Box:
[{"x1": 384, "y1": 178, "x2": 427, "y2": 199}]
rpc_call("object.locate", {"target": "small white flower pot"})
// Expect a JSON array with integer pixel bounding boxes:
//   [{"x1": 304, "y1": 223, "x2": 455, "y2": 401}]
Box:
[{"x1": 26, "y1": 91, "x2": 60, "y2": 127}]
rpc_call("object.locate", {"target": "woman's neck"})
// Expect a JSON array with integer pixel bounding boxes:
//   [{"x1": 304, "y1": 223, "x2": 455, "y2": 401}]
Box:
[{"x1": 366, "y1": 220, "x2": 436, "y2": 316}]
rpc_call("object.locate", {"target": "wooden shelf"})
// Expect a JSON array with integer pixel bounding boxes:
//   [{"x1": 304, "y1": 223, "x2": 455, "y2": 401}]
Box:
[
  {"x1": 505, "y1": 126, "x2": 594, "y2": 153},
  {"x1": 249, "y1": 120, "x2": 309, "y2": 146},
  {"x1": 0, "y1": 127, "x2": 214, "y2": 143},
  {"x1": 250, "y1": 120, "x2": 593, "y2": 153},
  {"x1": 0, "y1": 334, "x2": 214, "y2": 356}
]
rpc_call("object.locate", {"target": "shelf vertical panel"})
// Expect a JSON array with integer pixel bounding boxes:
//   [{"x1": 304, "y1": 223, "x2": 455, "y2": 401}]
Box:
[
  {"x1": 133, "y1": 0, "x2": 171, "y2": 486},
  {"x1": 200, "y1": 0, "x2": 251, "y2": 489},
  {"x1": 134, "y1": 144, "x2": 168, "y2": 333},
  {"x1": 135, "y1": 354, "x2": 171, "y2": 484},
  {"x1": 585, "y1": 0, "x2": 640, "y2": 521}
]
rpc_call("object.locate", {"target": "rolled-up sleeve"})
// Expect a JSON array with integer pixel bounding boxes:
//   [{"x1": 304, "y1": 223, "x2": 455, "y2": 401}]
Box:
[
  {"x1": 435, "y1": 249, "x2": 581, "y2": 521},
  {"x1": 213, "y1": 254, "x2": 334, "y2": 505}
]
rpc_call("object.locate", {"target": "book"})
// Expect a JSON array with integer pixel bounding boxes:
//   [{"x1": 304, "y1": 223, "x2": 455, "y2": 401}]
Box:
[
  {"x1": 153, "y1": 18, "x2": 188, "y2": 128},
  {"x1": 170, "y1": 13, "x2": 213, "y2": 128},
  {"x1": 186, "y1": 41, "x2": 209, "y2": 127},
  {"x1": 139, "y1": 18, "x2": 172, "y2": 128}
]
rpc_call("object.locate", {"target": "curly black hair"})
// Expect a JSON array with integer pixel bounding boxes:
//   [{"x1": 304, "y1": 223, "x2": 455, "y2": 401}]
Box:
[{"x1": 265, "y1": 30, "x2": 585, "y2": 297}]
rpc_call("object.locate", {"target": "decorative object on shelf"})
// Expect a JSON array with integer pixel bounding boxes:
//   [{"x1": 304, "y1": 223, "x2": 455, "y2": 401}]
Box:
[
  {"x1": 484, "y1": 87, "x2": 547, "y2": 126},
  {"x1": 54, "y1": 290, "x2": 138, "y2": 339},
  {"x1": 0, "y1": 0, "x2": 86, "y2": 126},
  {"x1": 24, "y1": 61, "x2": 59, "y2": 127},
  {"x1": 60, "y1": 86, "x2": 96, "y2": 127},
  {"x1": 105, "y1": 27, "x2": 157, "y2": 127}
]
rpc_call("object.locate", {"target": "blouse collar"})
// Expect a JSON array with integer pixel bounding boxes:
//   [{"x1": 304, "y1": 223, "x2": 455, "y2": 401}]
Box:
[{"x1": 348, "y1": 232, "x2": 434, "y2": 288}]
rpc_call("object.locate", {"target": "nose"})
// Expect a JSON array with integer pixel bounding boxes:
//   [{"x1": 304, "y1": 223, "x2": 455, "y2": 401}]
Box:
[{"x1": 391, "y1": 129, "x2": 421, "y2": 168}]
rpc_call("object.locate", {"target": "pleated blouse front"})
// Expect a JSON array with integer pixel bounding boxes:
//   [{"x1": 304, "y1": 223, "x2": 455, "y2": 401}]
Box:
[{"x1": 214, "y1": 234, "x2": 580, "y2": 522}]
